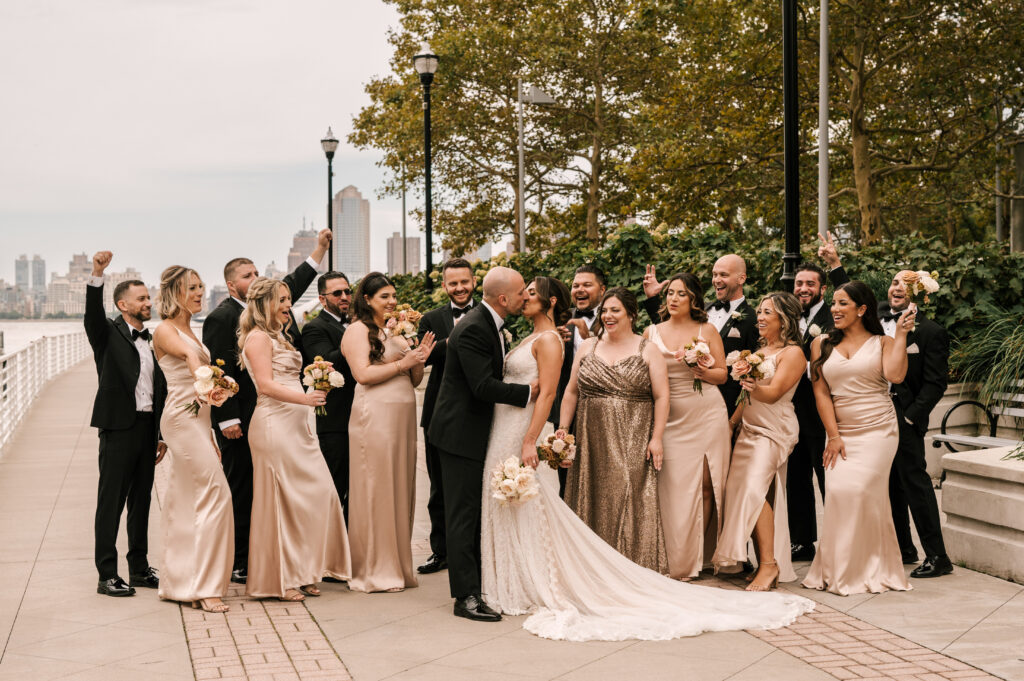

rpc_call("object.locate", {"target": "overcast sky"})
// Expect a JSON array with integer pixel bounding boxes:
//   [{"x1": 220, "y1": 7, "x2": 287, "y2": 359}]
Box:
[{"x1": 0, "y1": 0, "x2": 416, "y2": 288}]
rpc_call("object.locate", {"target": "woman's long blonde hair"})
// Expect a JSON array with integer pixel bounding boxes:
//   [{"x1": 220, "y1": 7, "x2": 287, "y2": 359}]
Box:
[
  {"x1": 237, "y1": 277, "x2": 294, "y2": 368},
  {"x1": 158, "y1": 266, "x2": 202, "y2": 320}
]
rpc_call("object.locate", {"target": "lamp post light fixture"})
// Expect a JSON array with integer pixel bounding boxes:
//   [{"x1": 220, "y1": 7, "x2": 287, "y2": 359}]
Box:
[
  {"x1": 780, "y1": 0, "x2": 801, "y2": 290},
  {"x1": 517, "y1": 79, "x2": 557, "y2": 253},
  {"x1": 414, "y1": 42, "x2": 439, "y2": 290},
  {"x1": 321, "y1": 127, "x2": 339, "y2": 271}
]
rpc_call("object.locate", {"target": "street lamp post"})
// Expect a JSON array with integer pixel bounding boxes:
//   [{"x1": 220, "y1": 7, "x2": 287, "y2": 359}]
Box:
[
  {"x1": 781, "y1": 0, "x2": 801, "y2": 290},
  {"x1": 517, "y1": 80, "x2": 557, "y2": 253},
  {"x1": 414, "y1": 43, "x2": 439, "y2": 290},
  {"x1": 321, "y1": 127, "x2": 339, "y2": 271}
]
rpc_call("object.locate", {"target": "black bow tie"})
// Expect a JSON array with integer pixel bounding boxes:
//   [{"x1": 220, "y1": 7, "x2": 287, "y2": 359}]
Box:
[
  {"x1": 710, "y1": 301, "x2": 729, "y2": 312},
  {"x1": 573, "y1": 309, "x2": 595, "y2": 320},
  {"x1": 132, "y1": 328, "x2": 151, "y2": 341},
  {"x1": 801, "y1": 309, "x2": 812, "y2": 320},
  {"x1": 452, "y1": 304, "x2": 472, "y2": 319},
  {"x1": 880, "y1": 312, "x2": 899, "y2": 322}
]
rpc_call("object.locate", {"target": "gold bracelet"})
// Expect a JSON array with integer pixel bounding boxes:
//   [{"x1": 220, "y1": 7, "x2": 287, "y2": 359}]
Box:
[{"x1": 827, "y1": 434, "x2": 841, "y2": 441}]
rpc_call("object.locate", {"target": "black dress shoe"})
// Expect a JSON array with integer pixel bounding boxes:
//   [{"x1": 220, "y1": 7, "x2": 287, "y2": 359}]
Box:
[
  {"x1": 97, "y1": 577, "x2": 136, "y2": 597},
  {"x1": 791, "y1": 543, "x2": 816, "y2": 562},
  {"x1": 901, "y1": 550, "x2": 920, "y2": 564},
  {"x1": 417, "y1": 554, "x2": 448, "y2": 574},
  {"x1": 911, "y1": 555, "x2": 953, "y2": 578},
  {"x1": 454, "y1": 595, "x2": 502, "y2": 622},
  {"x1": 322, "y1": 576, "x2": 345, "y2": 583},
  {"x1": 230, "y1": 568, "x2": 247, "y2": 584},
  {"x1": 129, "y1": 567, "x2": 160, "y2": 588}
]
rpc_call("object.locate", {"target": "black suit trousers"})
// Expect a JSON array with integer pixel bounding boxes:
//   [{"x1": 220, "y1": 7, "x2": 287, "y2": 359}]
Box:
[
  {"x1": 216, "y1": 430, "x2": 253, "y2": 571},
  {"x1": 94, "y1": 413, "x2": 155, "y2": 580},
  {"x1": 317, "y1": 431, "x2": 350, "y2": 521},
  {"x1": 889, "y1": 416, "x2": 946, "y2": 559},
  {"x1": 440, "y1": 449, "x2": 483, "y2": 599},
  {"x1": 423, "y1": 434, "x2": 446, "y2": 558},
  {"x1": 786, "y1": 431, "x2": 826, "y2": 546}
]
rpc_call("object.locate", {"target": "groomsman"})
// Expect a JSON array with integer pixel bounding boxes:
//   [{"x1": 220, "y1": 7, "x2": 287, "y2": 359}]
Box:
[
  {"x1": 821, "y1": 237, "x2": 953, "y2": 578},
  {"x1": 300, "y1": 271, "x2": 356, "y2": 523},
  {"x1": 203, "y1": 229, "x2": 330, "y2": 584},
  {"x1": 84, "y1": 251, "x2": 166, "y2": 597},
  {"x1": 416, "y1": 258, "x2": 478, "y2": 574},
  {"x1": 788, "y1": 261, "x2": 835, "y2": 562},
  {"x1": 642, "y1": 254, "x2": 758, "y2": 415},
  {"x1": 550, "y1": 264, "x2": 606, "y2": 496}
]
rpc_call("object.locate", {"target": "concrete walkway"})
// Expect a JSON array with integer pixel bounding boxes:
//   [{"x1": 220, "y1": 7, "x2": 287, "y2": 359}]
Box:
[{"x1": 0, "y1": 361, "x2": 1021, "y2": 681}]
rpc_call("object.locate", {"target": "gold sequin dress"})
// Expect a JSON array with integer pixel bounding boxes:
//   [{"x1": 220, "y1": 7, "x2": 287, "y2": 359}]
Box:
[{"x1": 564, "y1": 338, "x2": 667, "y2": 573}]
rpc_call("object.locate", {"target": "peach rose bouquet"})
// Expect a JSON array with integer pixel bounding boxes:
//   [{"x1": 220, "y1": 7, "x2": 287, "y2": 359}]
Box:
[
  {"x1": 182, "y1": 359, "x2": 239, "y2": 416},
  {"x1": 302, "y1": 356, "x2": 346, "y2": 416},
  {"x1": 726, "y1": 349, "x2": 775, "y2": 407}
]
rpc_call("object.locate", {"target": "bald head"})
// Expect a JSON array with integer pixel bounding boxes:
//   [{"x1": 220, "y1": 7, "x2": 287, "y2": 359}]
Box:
[
  {"x1": 711, "y1": 253, "x2": 747, "y2": 303},
  {"x1": 482, "y1": 266, "x2": 527, "y2": 317}
]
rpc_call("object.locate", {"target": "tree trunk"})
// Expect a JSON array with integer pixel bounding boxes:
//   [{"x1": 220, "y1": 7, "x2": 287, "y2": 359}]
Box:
[
  {"x1": 585, "y1": 80, "x2": 603, "y2": 242},
  {"x1": 1012, "y1": 141, "x2": 1024, "y2": 252},
  {"x1": 848, "y1": 27, "x2": 883, "y2": 245}
]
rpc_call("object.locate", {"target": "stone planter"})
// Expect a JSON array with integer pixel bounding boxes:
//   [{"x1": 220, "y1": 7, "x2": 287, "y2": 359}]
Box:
[{"x1": 942, "y1": 446, "x2": 1024, "y2": 583}]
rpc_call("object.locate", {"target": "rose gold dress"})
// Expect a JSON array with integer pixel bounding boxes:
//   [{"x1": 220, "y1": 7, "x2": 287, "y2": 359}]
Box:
[
  {"x1": 243, "y1": 334, "x2": 350, "y2": 597},
  {"x1": 712, "y1": 352, "x2": 799, "y2": 582},
  {"x1": 648, "y1": 324, "x2": 730, "y2": 579},
  {"x1": 565, "y1": 338, "x2": 667, "y2": 573},
  {"x1": 347, "y1": 335, "x2": 419, "y2": 592},
  {"x1": 803, "y1": 335, "x2": 911, "y2": 595},
  {"x1": 157, "y1": 327, "x2": 233, "y2": 602}
]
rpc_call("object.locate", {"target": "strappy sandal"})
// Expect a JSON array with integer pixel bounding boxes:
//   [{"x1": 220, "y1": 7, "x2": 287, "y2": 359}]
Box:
[
  {"x1": 384, "y1": 586, "x2": 405, "y2": 593},
  {"x1": 298, "y1": 584, "x2": 321, "y2": 597},
  {"x1": 745, "y1": 560, "x2": 780, "y2": 592},
  {"x1": 279, "y1": 588, "x2": 306, "y2": 602},
  {"x1": 192, "y1": 599, "x2": 230, "y2": 613}
]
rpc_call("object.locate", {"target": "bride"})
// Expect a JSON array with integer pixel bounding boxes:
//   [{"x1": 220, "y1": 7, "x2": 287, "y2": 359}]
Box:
[{"x1": 480, "y1": 276, "x2": 815, "y2": 642}]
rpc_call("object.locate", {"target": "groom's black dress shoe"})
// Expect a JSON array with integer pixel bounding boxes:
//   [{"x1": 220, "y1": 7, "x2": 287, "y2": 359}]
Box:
[
  {"x1": 230, "y1": 568, "x2": 247, "y2": 584},
  {"x1": 901, "y1": 549, "x2": 920, "y2": 565},
  {"x1": 910, "y1": 555, "x2": 953, "y2": 578},
  {"x1": 129, "y1": 567, "x2": 160, "y2": 588},
  {"x1": 97, "y1": 577, "x2": 135, "y2": 597},
  {"x1": 791, "y1": 543, "x2": 816, "y2": 562},
  {"x1": 417, "y1": 554, "x2": 448, "y2": 574},
  {"x1": 454, "y1": 595, "x2": 502, "y2": 622},
  {"x1": 322, "y1": 576, "x2": 345, "y2": 583}
]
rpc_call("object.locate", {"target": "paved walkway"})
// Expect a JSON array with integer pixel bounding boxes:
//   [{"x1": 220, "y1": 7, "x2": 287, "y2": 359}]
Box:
[{"x1": 0, "y1": 361, "x2": 1021, "y2": 681}]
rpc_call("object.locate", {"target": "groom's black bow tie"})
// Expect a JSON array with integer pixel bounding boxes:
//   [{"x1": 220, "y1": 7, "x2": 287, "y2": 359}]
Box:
[
  {"x1": 573, "y1": 308, "x2": 595, "y2": 320},
  {"x1": 452, "y1": 304, "x2": 472, "y2": 319},
  {"x1": 880, "y1": 312, "x2": 899, "y2": 322},
  {"x1": 131, "y1": 328, "x2": 151, "y2": 341},
  {"x1": 709, "y1": 301, "x2": 729, "y2": 312}
]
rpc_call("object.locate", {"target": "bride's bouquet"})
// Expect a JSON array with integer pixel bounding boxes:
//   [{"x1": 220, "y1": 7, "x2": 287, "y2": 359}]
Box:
[
  {"x1": 385, "y1": 304, "x2": 423, "y2": 347},
  {"x1": 674, "y1": 338, "x2": 714, "y2": 394},
  {"x1": 181, "y1": 359, "x2": 239, "y2": 416},
  {"x1": 490, "y1": 456, "x2": 540, "y2": 505},
  {"x1": 726, "y1": 350, "x2": 775, "y2": 407},
  {"x1": 537, "y1": 431, "x2": 576, "y2": 469},
  {"x1": 302, "y1": 356, "x2": 346, "y2": 416}
]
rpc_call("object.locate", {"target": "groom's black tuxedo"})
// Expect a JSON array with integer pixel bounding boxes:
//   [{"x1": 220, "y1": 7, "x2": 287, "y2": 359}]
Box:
[
  {"x1": 202, "y1": 260, "x2": 317, "y2": 572},
  {"x1": 428, "y1": 303, "x2": 531, "y2": 600},
  {"x1": 84, "y1": 283, "x2": 166, "y2": 581},
  {"x1": 828, "y1": 266, "x2": 949, "y2": 560}
]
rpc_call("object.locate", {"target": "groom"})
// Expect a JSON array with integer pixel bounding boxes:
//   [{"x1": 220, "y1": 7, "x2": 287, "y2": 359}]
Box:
[{"x1": 428, "y1": 266, "x2": 537, "y2": 622}]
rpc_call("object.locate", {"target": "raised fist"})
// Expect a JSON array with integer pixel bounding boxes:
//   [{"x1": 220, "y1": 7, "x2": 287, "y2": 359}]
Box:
[{"x1": 92, "y1": 251, "x2": 113, "y2": 276}]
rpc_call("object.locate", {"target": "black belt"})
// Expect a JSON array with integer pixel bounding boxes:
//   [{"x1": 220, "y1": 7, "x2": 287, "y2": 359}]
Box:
[{"x1": 135, "y1": 411, "x2": 155, "y2": 418}]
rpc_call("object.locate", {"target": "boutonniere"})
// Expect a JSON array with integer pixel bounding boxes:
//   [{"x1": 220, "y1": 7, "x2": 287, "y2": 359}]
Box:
[
  {"x1": 730, "y1": 311, "x2": 743, "y2": 321},
  {"x1": 808, "y1": 324, "x2": 822, "y2": 338},
  {"x1": 502, "y1": 328, "x2": 513, "y2": 346}
]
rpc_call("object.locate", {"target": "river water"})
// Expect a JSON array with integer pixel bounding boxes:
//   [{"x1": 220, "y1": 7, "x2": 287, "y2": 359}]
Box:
[{"x1": 0, "y1": 320, "x2": 86, "y2": 355}]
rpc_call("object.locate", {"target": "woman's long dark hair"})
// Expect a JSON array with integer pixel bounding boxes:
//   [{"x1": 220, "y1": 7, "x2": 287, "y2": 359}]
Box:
[
  {"x1": 657, "y1": 272, "x2": 708, "y2": 323},
  {"x1": 352, "y1": 271, "x2": 393, "y2": 364},
  {"x1": 810, "y1": 280, "x2": 884, "y2": 381},
  {"x1": 595, "y1": 287, "x2": 639, "y2": 339},
  {"x1": 532, "y1": 276, "x2": 571, "y2": 326}
]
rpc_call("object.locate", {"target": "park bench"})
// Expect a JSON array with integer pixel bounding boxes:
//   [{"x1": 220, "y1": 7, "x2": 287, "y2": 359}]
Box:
[{"x1": 932, "y1": 382, "x2": 1024, "y2": 452}]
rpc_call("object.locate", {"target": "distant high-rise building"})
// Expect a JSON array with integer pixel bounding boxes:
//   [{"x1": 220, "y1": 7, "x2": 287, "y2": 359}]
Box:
[
  {"x1": 31, "y1": 255, "x2": 46, "y2": 295},
  {"x1": 264, "y1": 261, "x2": 286, "y2": 280},
  {"x1": 288, "y1": 221, "x2": 322, "y2": 273},
  {"x1": 67, "y1": 253, "x2": 92, "y2": 283},
  {"x1": 15, "y1": 255, "x2": 29, "y2": 290},
  {"x1": 208, "y1": 285, "x2": 230, "y2": 311},
  {"x1": 386, "y1": 232, "x2": 421, "y2": 275},
  {"x1": 332, "y1": 185, "x2": 370, "y2": 282}
]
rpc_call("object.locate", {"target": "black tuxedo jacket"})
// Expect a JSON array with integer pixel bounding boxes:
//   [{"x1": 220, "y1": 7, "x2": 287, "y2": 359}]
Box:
[
  {"x1": 203, "y1": 261, "x2": 318, "y2": 428},
  {"x1": 548, "y1": 309, "x2": 600, "y2": 425},
  {"x1": 419, "y1": 300, "x2": 479, "y2": 429},
  {"x1": 793, "y1": 301, "x2": 836, "y2": 435},
  {"x1": 84, "y1": 284, "x2": 166, "y2": 439},
  {"x1": 828, "y1": 266, "x2": 949, "y2": 436},
  {"x1": 300, "y1": 311, "x2": 356, "y2": 435},
  {"x1": 427, "y1": 304, "x2": 531, "y2": 461}
]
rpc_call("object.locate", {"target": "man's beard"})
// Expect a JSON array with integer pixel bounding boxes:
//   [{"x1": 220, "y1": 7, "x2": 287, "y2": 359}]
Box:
[
  {"x1": 325, "y1": 302, "x2": 347, "y2": 320},
  {"x1": 802, "y1": 293, "x2": 822, "y2": 312},
  {"x1": 126, "y1": 310, "x2": 149, "y2": 324}
]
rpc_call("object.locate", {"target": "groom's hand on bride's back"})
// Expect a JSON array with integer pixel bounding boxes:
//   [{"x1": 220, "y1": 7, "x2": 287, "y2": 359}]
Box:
[{"x1": 529, "y1": 379, "x2": 540, "y2": 402}]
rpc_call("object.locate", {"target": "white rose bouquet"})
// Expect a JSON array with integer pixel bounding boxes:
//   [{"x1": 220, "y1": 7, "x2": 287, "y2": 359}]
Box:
[
  {"x1": 901, "y1": 270, "x2": 940, "y2": 303},
  {"x1": 302, "y1": 355, "x2": 345, "y2": 416},
  {"x1": 490, "y1": 456, "x2": 540, "y2": 504},
  {"x1": 537, "y1": 431, "x2": 576, "y2": 469},
  {"x1": 384, "y1": 304, "x2": 423, "y2": 347},
  {"x1": 674, "y1": 337, "x2": 714, "y2": 394},
  {"x1": 182, "y1": 359, "x2": 239, "y2": 416}
]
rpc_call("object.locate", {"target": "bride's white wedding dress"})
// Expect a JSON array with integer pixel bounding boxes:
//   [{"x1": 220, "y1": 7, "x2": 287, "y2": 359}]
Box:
[{"x1": 480, "y1": 331, "x2": 815, "y2": 641}]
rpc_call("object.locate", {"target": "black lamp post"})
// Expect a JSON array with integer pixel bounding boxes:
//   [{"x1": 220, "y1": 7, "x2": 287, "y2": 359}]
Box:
[
  {"x1": 321, "y1": 127, "x2": 339, "y2": 271},
  {"x1": 413, "y1": 42, "x2": 439, "y2": 290},
  {"x1": 781, "y1": 0, "x2": 800, "y2": 290}
]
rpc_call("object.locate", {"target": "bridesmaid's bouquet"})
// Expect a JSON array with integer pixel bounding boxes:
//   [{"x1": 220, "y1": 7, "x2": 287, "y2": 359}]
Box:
[
  {"x1": 901, "y1": 270, "x2": 940, "y2": 303},
  {"x1": 537, "y1": 431, "x2": 576, "y2": 469},
  {"x1": 490, "y1": 456, "x2": 540, "y2": 505},
  {"x1": 726, "y1": 350, "x2": 775, "y2": 407},
  {"x1": 302, "y1": 356, "x2": 346, "y2": 416},
  {"x1": 182, "y1": 359, "x2": 239, "y2": 416},
  {"x1": 674, "y1": 338, "x2": 714, "y2": 394},
  {"x1": 385, "y1": 304, "x2": 424, "y2": 347}
]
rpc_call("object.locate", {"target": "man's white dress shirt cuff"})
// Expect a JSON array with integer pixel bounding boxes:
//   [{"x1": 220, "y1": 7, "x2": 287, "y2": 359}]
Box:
[
  {"x1": 87, "y1": 276, "x2": 104, "y2": 287},
  {"x1": 218, "y1": 419, "x2": 241, "y2": 431}
]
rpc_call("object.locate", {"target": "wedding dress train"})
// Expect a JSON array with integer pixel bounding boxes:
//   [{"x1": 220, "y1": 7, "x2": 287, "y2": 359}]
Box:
[{"x1": 480, "y1": 331, "x2": 815, "y2": 642}]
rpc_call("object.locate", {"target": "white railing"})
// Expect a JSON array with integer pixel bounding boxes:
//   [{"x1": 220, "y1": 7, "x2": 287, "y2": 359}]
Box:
[{"x1": 0, "y1": 332, "x2": 91, "y2": 453}]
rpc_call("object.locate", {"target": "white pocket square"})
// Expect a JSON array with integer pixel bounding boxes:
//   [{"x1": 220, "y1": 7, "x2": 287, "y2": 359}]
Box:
[
  {"x1": 728, "y1": 327, "x2": 741, "y2": 338},
  {"x1": 906, "y1": 343, "x2": 920, "y2": 354}
]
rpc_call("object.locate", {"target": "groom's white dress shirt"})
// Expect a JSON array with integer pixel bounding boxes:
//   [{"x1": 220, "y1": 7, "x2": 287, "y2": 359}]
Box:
[
  {"x1": 708, "y1": 296, "x2": 745, "y2": 332},
  {"x1": 87, "y1": 275, "x2": 154, "y2": 412},
  {"x1": 481, "y1": 301, "x2": 506, "y2": 358}
]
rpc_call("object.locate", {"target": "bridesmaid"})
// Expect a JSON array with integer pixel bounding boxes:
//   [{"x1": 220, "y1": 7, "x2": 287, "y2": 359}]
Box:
[
  {"x1": 712, "y1": 292, "x2": 804, "y2": 591},
  {"x1": 803, "y1": 280, "x2": 912, "y2": 595},
  {"x1": 342, "y1": 272, "x2": 435, "y2": 593},
  {"x1": 152, "y1": 266, "x2": 233, "y2": 613},
  {"x1": 559, "y1": 287, "x2": 670, "y2": 573},
  {"x1": 240, "y1": 278, "x2": 351, "y2": 601},
  {"x1": 642, "y1": 273, "x2": 730, "y2": 581}
]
